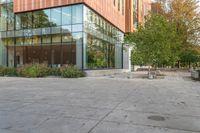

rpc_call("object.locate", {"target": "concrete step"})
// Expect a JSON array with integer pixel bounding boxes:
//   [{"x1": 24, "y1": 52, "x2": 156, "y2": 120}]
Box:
[{"x1": 85, "y1": 69, "x2": 128, "y2": 77}]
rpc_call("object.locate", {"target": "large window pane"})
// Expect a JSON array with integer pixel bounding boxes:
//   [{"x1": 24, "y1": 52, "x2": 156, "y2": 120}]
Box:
[
  {"x1": 72, "y1": 24, "x2": 82, "y2": 32},
  {"x1": 15, "y1": 46, "x2": 23, "y2": 67},
  {"x1": 62, "y1": 25, "x2": 71, "y2": 33},
  {"x1": 62, "y1": 33, "x2": 72, "y2": 43},
  {"x1": 51, "y1": 8, "x2": 61, "y2": 26},
  {"x1": 20, "y1": 12, "x2": 32, "y2": 29},
  {"x1": 0, "y1": 0, "x2": 7, "y2": 4},
  {"x1": 62, "y1": 44, "x2": 76, "y2": 65},
  {"x1": 72, "y1": 32, "x2": 82, "y2": 68},
  {"x1": 72, "y1": 5, "x2": 83, "y2": 24},
  {"x1": 16, "y1": 37, "x2": 23, "y2": 46},
  {"x1": 0, "y1": 38, "x2": 7, "y2": 66},
  {"x1": 62, "y1": 6, "x2": 71, "y2": 25},
  {"x1": 42, "y1": 35, "x2": 51, "y2": 44},
  {"x1": 0, "y1": 4, "x2": 7, "y2": 31},
  {"x1": 7, "y1": 38, "x2": 14, "y2": 67},
  {"x1": 33, "y1": 11, "x2": 40, "y2": 28},
  {"x1": 7, "y1": 3, "x2": 14, "y2": 30},
  {"x1": 15, "y1": 14, "x2": 22, "y2": 30},
  {"x1": 52, "y1": 34, "x2": 61, "y2": 43},
  {"x1": 40, "y1": 9, "x2": 51, "y2": 27},
  {"x1": 8, "y1": 45, "x2": 14, "y2": 67},
  {"x1": 52, "y1": 45, "x2": 61, "y2": 67},
  {"x1": 41, "y1": 45, "x2": 51, "y2": 66},
  {"x1": 115, "y1": 43, "x2": 122, "y2": 68},
  {"x1": 24, "y1": 37, "x2": 32, "y2": 45},
  {"x1": 33, "y1": 35, "x2": 41, "y2": 45}
]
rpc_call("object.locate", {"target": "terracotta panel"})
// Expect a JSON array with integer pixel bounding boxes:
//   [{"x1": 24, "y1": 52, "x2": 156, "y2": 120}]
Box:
[
  {"x1": 13, "y1": 0, "x2": 151, "y2": 33},
  {"x1": 125, "y1": 0, "x2": 151, "y2": 32},
  {"x1": 13, "y1": 0, "x2": 125, "y2": 32}
]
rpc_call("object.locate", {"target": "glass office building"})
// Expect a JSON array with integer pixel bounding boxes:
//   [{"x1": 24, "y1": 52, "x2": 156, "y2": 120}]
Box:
[{"x1": 0, "y1": 0, "x2": 124, "y2": 69}]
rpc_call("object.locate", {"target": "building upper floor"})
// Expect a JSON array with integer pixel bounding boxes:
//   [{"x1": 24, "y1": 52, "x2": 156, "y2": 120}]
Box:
[{"x1": 0, "y1": 0, "x2": 151, "y2": 33}]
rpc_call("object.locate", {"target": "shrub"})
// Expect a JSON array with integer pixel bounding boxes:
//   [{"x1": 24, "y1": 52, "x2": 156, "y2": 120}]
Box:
[
  {"x1": 0, "y1": 66, "x2": 17, "y2": 77},
  {"x1": 4, "y1": 67, "x2": 18, "y2": 76},
  {"x1": 49, "y1": 67, "x2": 61, "y2": 76},
  {"x1": 61, "y1": 65, "x2": 85, "y2": 78},
  {"x1": 0, "y1": 66, "x2": 5, "y2": 76},
  {"x1": 19, "y1": 64, "x2": 50, "y2": 78}
]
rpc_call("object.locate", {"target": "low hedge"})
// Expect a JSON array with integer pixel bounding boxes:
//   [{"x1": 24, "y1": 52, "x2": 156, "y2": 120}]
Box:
[
  {"x1": 49, "y1": 67, "x2": 61, "y2": 76},
  {"x1": 61, "y1": 65, "x2": 86, "y2": 78},
  {"x1": 18, "y1": 64, "x2": 50, "y2": 78},
  {"x1": 0, "y1": 66, "x2": 18, "y2": 76},
  {"x1": 0, "y1": 64, "x2": 85, "y2": 78}
]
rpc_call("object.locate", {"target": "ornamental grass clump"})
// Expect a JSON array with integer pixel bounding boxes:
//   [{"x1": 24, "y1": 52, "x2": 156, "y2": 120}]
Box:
[
  {"x1": 0, "y1": 66, "x2": 18, "y2": 77},
  {"x1": 19, "y1": 64, "x2": 50, "y2": 78},
  {"x1": 61, "y1": 65, "x2": 85, "y2": 78},
  {"x1": 49, "y1": 67, "x2": 61, "y2": 76}
]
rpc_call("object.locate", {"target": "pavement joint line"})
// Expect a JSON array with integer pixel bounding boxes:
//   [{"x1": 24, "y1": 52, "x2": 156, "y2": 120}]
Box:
[
  {"x1": 103, "y1": 120, "x2": 200, "y2": 133},
  {"x1": 32, "y1": 102, "x2": 115, "y2": 110},
  {"x1": 0, "y1": 127, "x2": 25, "y2": 133},
  {"x1": 87, "y1": 84, "x2": 139, "y2": 133},
  {"x1": 115, "y1": 108, "x2": 200, "y2": 118}
]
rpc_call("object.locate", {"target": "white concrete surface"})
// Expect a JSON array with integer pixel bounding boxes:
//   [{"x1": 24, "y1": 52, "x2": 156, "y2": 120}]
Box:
[{"x1": 0, "y1": 72, "x2": 200, "y2": 133}]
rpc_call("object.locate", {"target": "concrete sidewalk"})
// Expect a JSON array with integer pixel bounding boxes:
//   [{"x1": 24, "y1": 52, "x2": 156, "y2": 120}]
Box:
[{"x1": 0, "y1": 74, "x2": 200, "y2": 133}]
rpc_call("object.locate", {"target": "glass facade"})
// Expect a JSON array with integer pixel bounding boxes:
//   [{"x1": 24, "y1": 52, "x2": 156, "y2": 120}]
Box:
[
  {"x1": 0, "y1": 1, "x2": 124, "y2": 69},
  {"x1": 133, "y1": 0, "x2": 138, "y2": 29}
]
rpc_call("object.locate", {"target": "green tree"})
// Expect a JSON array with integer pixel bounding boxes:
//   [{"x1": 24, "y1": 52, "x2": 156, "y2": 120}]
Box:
[
  {"x1": 125, "y1": 13, "x2": 181, "y2": 69},
  {"x1": 151, "y1": 0, "x2": 200, "y2": 68},
  {"x1": 180, "y1": 49, "x2": 200, "y2": 68}
]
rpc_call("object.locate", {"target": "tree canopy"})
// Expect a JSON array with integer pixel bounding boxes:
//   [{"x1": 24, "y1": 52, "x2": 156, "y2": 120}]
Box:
[
  {"x1": 125, "y1": 13, "x2": 181, "y2": 67},
  {"x1": 127, "y1": 0, "x2": 200, "y2": 68}
]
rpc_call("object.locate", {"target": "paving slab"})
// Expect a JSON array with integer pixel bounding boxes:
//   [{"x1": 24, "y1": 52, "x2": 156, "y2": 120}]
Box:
[
  {"x1": 0, "y1": 72, "x2": 200, "y2": 133},
  {"x1": 104, "y1": 109, "x2": 200, "y2": 132},
  {"x1": 29, "y1": 117, "x2": 98, "y2": 133},
  {"x1": 91, "y1": 121, "x2": 199, "y2": 133}
]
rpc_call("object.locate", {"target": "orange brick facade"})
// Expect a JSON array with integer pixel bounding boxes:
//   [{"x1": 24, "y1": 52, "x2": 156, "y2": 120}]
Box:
[
  {"x1": 125, "y1": 0, "x2": 151, "y2": 32},
  {"x1": 13, "y1": 0, "x2": 151, "y2": 33}
]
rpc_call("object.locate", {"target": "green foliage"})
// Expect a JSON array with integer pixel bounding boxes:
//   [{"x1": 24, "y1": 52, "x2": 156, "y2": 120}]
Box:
[
  {"x1": 0, "y1": 66, "x2": 18, "y2": 77},
  {"x1": 49, "y1": 67, "x2": 61, "y2": 76},
  {"x1": 0, "y1": 64, "x2": 85, "y2": 78},
  {"x1": 125, "y1": 13, "x2": 181, "y2": 67},
  {"x1": 61, "y1": 65, "x2": 86, "y2": 78},
  {"x1": 4, "y1": 67, "x2": 18, "y2": 76},
  {"x1": 19, "y1": 64, "x2": 50, "y2": 78},
  {"x1": 180, "y1": 50, "x2": 199, "y2": 63},
  {"x1": 0, "y1": 66, "x2": 5, "y2": 76},
  {"x1": 131, "y1": 50, "x2": 144, "y2": 65}
]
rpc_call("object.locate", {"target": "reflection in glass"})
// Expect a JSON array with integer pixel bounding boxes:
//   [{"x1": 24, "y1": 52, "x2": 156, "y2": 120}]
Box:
[
  {"x1": 52, "y1": 34, "x2": 61, "y2": 43},
  {"x1": 62, "y1": 33, "x2": 72, "y2": 43},
  {"x1": 7, "y1": 3, "x2": 14, "y2": 30},
  {"x1": 52, "y1": 45, "x2": 61, "y2": 67},
  {"x1": 62, "y1": 6, "x2": 72, "y2": 25},
  {"x1": 0, "y1": 4, "x2": 7, "y2": 31},
  {"x1": 51, "y1": 8, "x2": 61, "y2": 26},
  {"x1": 62, "y1": 25, "x2": 71, "y2": 33},
  {"x1": 15, "y1": 46, "x2": 23, "y2": 67},
  {"x1": 41, "y1": 45, "x2": 51, "y2": 65},
  {"x1": 72, "y1": 24, "x2": 83, "y2": 32},
  {"x1": 33, "y1": 35, "x2": 41, "y2": 45},
  {"x1": 40, "y1": 9, "x2": 51, "y2": 27},
  {"x1": 8, "y1": 45, "x2": 14, "y2": 67},
  {"x1": 42, "y1": 35, "x2": 51, "y2": 44},
  {"x1": 72, "y1": 5, "x2": 83, "y2": 24},
  {"x1": 16, "y1": 37, "x2": 24, "y2": 46}
]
